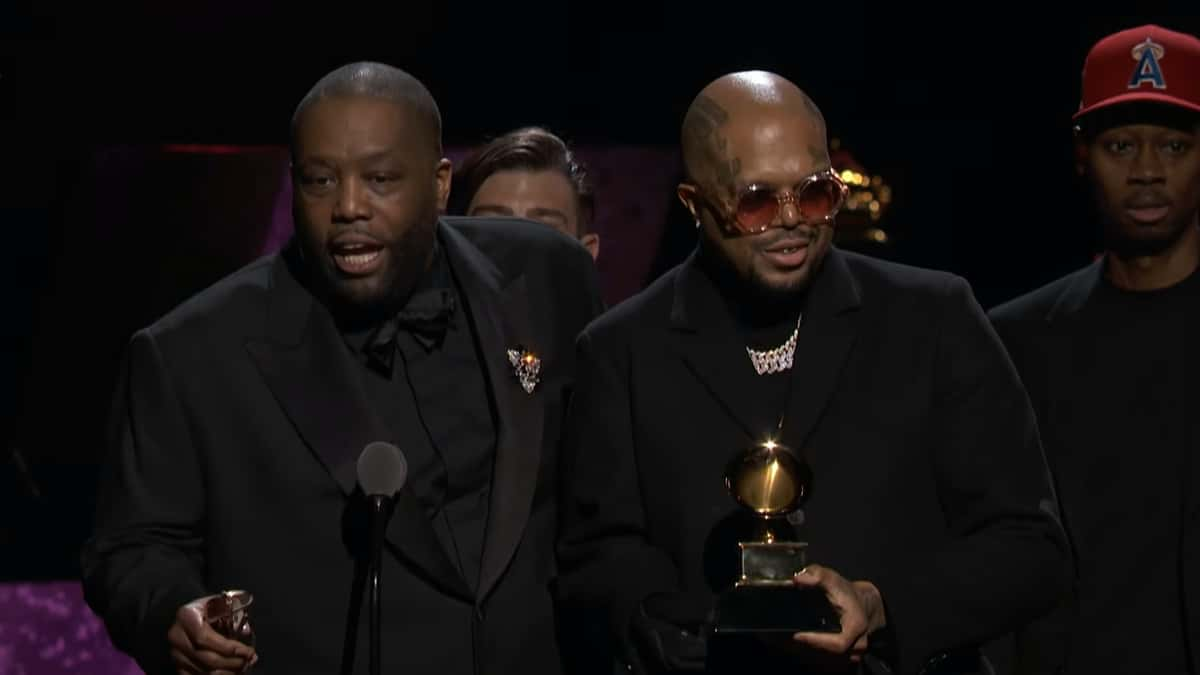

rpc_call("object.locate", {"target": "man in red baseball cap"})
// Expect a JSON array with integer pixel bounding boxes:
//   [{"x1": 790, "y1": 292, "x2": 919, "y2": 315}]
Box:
[{"x1": 990, "y1": 23, "x2": 1200, "y2": 675}]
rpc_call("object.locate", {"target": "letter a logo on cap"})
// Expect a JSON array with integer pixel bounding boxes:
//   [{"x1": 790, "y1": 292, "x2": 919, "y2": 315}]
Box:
[{"x1": 1129, "y1": 37, "x2": 1167, "y2": 90}]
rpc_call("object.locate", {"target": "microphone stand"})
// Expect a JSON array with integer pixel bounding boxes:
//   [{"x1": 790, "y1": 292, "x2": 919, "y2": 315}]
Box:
[{"x1": 368, "y1": 494, "x2": 391, "y2": 675}]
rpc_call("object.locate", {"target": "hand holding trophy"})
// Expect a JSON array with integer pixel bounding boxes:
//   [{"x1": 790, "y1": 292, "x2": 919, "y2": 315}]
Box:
[
  {"x1": 167, "y1": 590, "x2": 257, "y2": 673},
  {"x1": 204, "y1": 590, "x2": 256, "y2": 647},
  {"x1": 711, "y1": 440, "x2": 840, "y2": 634}
]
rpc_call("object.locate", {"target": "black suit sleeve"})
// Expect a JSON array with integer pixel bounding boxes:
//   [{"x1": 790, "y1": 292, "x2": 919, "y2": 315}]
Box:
[
  {"x1": 872, "y1": 277, "x2": 1072, "y2": 674},
  {"x1": 556, "y1": 328, "x2": 682, "y2": 666},
  {"x1": 81, "y1": 330, "x2": 209, "y2": 674},
  {"x1": 1182, "y1": 420, "x2": 1200, "y2": 675},
  {"x1": 986, "y1": 309, "x2": 1077, "y2": 675}
]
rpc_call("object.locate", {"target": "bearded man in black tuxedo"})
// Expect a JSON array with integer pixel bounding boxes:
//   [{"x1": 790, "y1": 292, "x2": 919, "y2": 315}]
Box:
[{"x1": 82, "y1": 62, "x2": 602, "y2": 675}]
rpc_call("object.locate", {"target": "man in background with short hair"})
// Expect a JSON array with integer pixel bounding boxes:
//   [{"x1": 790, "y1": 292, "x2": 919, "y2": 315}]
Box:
[
  {"x1": 990, "y1": 24, "x2": 1200, "y2": 675},
  {"x1": 451, "y1": 126, "x2": 600, "y2": 260}
]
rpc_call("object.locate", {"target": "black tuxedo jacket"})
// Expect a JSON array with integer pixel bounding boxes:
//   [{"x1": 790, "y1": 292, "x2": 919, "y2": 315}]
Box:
[
  {"x1": 82, "y1": 217, "x2": 604, "y2": 675},
  {"x1": 988, "y1": 261, "x2": 1200, "y2": 675},
  {"x1": 556, "y1": 249, "x2": 1071, "y2": 675}
]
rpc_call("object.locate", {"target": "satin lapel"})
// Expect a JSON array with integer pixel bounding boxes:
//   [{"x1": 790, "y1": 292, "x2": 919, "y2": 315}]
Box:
[
  {"x1": 781, "y1": 251, "x2": 862, "y2": 453},
  {"x1": 439, "y1": 224, "x2": 545, "y2": 602},
  {"x1": 781, "y1": 311, "x2": 859, "y2": 453},
  {"x1": 677, "y1": 337, "x2": 782, "y2": 441},
  {"x1": 245, "y1": 249, "x2": 471, "y2": 600},
  {"x1": 668, "y1": 258, "x2": 774, "y2": 438}
]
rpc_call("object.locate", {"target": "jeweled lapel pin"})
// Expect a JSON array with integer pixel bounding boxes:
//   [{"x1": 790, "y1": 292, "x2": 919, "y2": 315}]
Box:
[{"x1": 506, "y1": 346, "x2": 541, "y2": 394}]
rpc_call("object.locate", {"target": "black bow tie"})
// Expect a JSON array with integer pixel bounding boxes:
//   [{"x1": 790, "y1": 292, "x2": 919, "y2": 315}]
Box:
[{"x1": 365, "y1": 288, "x2": 457, "y2": 370}]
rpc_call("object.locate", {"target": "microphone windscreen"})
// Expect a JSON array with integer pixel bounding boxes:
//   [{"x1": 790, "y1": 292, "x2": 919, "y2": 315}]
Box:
[{"x1": 356, "y1": 442, "x2": 408, "y2": 497}]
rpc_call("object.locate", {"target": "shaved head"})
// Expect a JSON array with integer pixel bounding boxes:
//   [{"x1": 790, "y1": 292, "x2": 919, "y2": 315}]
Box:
[
  {"x1": 677, "y1": 70, "x2": 836, "y2": 301},
  {"x1": 291, "y1": 62, "x2": 443, "y2": 158},
  {"x1": 681, "y1": 70, "x2": 826, "y2": 189}
]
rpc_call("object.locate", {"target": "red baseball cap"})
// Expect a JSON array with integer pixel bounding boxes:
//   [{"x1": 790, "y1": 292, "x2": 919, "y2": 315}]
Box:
[{"x1": 1074, "y1": 24, "x2": 1200, "y2": 120}]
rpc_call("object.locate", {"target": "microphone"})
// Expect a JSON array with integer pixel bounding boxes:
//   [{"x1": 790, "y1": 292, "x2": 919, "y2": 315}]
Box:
[
  {"x1": 357, "y1": 441, "x2": 409, "y2": 500},
  {"x1": 356, "y1": 441, "x2": 408, "y2": 675}
]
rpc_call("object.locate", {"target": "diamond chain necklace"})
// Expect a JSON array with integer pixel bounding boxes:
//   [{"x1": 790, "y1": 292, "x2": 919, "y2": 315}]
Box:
[{"x1": 746, "y1": 313, "x2": 802, "y2": 375}]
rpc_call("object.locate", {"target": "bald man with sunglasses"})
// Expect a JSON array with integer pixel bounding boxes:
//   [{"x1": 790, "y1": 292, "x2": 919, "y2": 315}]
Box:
[{"x1": 555, "y1": 71, "x2": 1070, "y2": 675}]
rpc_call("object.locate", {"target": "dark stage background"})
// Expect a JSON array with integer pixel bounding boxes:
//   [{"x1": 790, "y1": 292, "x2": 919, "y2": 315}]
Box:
[{"x1": 2, "y1": 3, "x2": 1198, "y2": 584}]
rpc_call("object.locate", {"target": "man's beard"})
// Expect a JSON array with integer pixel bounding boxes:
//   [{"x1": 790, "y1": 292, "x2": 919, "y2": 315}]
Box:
[
  {"x1": 300, "y1": 217, "x2": 437, "y2": 326},
  {"x1": 734, "y1": 231, "x2": 827, "y2": 297},
  {"x1": 698, "y1": 235, "x2": 815, "y2": 327},
  {"x1": 746, "y1": 262, "x2": 813, "y2": 303}
]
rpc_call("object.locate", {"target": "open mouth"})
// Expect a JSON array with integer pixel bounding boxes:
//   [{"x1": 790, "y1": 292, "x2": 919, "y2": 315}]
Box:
[
  {"x1": 771, "y1": 244, "x2": 806, "y2": 254},
  {"x1": 761, "y1": 239, "x2": 811, "y2": 268},
  {"x1": 329, "y1": 235, "x2": 386, "y2": 276}
]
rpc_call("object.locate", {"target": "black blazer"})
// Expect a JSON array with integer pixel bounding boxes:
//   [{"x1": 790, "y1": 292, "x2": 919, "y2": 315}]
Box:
[
  {"x1": 81, "y1": 217, "x2": 604, "y2": 675},
  {"x1": 989, "y1": 260, "x2": 1200, "y2": 675},
  {"x1": 556, "y1": 249, "x2": 1071, "y2": 675}
]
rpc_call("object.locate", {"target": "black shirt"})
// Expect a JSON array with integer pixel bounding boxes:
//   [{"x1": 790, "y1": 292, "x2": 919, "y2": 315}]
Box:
[
  {"x1": 343, "y1": 244, "x2": 497, "y2": 594},
  {"x1": 1051, "y1": 265, "x2": 1200, "y2": 675}
]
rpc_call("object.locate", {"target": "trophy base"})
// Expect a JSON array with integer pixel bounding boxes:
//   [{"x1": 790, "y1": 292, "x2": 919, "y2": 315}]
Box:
[{"x1": 711, "y1": 584, "x2": 841, "y2": 634}]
